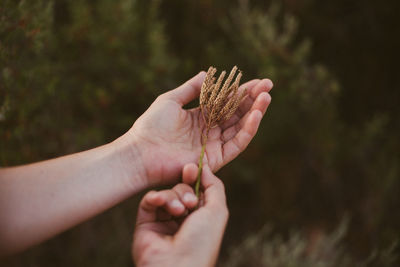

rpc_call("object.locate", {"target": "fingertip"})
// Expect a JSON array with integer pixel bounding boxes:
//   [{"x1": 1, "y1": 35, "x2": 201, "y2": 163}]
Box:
[
  {"x1": 264, "y1": 78, "x2": 273, "y2": 89},
  {"x1": 201, "y1": 164, "x2": 217, "y2": 189},
  {"x1": 182, "y1": 192, "x2": 198, "y2": 208},
  {"x1": 169, "y1": 71, "x2": 206, "y2": 106},
  {"x1": 168, "y1": 199, "x2": 185, "y2": 215},
  {"x1": 171, "y1": 183, "x2": 198, "y2": 209},
  {"x1": 196, "y1": 71, "x2": 207, "y2": 83},
  {"x1": 259, "y1": 92, "x2": 271, "y2": 103},
  {"x1": 258, "y1": 79, "x2": 273, "y2": 93},
  {"x1": 199, "y1": 70, "x2": 207, "y2": 76},
  {"x1": 250, "y1": 79, "x2": 272, "y2": 99},
  {"x1": 182, "y1": 163, "x2": 198, "y2": 184}
]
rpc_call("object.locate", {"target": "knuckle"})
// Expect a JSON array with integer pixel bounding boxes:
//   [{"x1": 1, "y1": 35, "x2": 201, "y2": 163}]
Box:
[
  {"x1": 173, "y1": 183, "x2": 185, "y2": 192},
  {"x1": 215, "y1": 178, "x2": 226, "y2": 192},
  {"x1": 182, "y1": 183, "x2": 194, "y2": 192},
  {"x1": 165, "y1": 189, "x2": 176, "y2": 199},
  {"x1": 233, "y1": 136, "x2": 246, "y2": 152}
]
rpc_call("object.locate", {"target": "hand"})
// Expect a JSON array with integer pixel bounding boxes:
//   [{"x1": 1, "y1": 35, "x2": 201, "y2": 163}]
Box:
[
  {"x1": 123, "y1": 71, "x2": 273, "y2": 187},
  {"x1": 132, "y1": 163, "x2": 228, "y2": 267}
]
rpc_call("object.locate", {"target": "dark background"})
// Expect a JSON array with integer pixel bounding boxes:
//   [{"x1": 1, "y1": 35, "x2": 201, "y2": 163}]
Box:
[{"x1": 1, "y1": 0, "x2": 399, "y2": 266}]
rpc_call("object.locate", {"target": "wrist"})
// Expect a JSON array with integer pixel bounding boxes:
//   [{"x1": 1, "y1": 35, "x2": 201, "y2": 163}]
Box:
[{"x1": 111, "y1": 131, "x2": 150, "y2": 194}]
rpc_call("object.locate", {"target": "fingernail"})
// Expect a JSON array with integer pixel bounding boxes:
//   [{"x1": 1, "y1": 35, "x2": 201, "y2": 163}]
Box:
[
  {"x1": 260, "y1": 92, "x2": 271, "y2": 102},
  {"x1": 183, "y1": 193, "x2": 197, "y2": 204},
  {"x1": 170, "y1": 199, "x2": 184, "y2": 210}
]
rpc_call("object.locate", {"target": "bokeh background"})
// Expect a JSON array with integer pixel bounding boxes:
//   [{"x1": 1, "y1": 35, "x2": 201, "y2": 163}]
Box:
[{"x1": 1, "y1": 0, "x2": 399, "y2": 266}]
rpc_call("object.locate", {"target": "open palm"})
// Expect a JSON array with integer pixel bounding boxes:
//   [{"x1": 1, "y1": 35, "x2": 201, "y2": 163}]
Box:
[{"x1": 129, "y1": 72, "x2": 273, "y2": 186}]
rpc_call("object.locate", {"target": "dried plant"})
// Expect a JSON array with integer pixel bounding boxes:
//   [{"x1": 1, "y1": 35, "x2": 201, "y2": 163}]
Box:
[{"x1": 195, "y1": 66, "x2": 247, "y2": 197}]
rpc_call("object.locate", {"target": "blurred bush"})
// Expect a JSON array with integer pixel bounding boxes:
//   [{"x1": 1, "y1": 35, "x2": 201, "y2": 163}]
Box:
[
  {"x1": 222, "y1": 220, "x2": 398, "y2": 267},
  {"x1": 1, "y1": 0, "x2": 175, "y2": 164},
  {"x1": 1, "y1": 0, "x2": 399, "y2": 266}
]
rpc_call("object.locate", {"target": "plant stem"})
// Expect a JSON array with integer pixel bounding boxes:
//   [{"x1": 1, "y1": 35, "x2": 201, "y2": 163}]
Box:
[{"x1": 195, "y1": 134, "x2": 208, "y2": 198}]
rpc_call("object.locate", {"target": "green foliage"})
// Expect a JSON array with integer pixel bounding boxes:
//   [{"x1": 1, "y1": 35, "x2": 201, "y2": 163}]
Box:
[
  {"x1": 1, "y1": 0, "x2": 399, "y2": 266},
  {"x1": 1, "y1": 0, "x2": 175, "y2": 164}
]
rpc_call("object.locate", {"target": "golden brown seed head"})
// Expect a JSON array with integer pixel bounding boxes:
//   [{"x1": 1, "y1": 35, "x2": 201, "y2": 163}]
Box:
[
  {"x1": 207, "y1": 70, "x2": 226, "y2": 111},
  {"x1": 214, "y1": 67, "x2": 238, "y2": 112},
  {"x1": 224, "y1": 88, "x2": 247, "y2": 122},
  {"x1": 200, "y1": 67, "x2": 217, "y2": 107},
  {"x1": 199, "y1": 66, "x2": 246, "y2": 128}
]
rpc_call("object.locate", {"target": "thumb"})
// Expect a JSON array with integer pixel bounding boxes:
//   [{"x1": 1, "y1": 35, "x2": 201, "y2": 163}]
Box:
[
  {"x1": 174, "y1": 165, "x2": 228, "y2": 266},
  {"x1": 167, "y1": 71, "x2": 206, "y2": 106},
  {"x1": 202, "y1": 165, "x2": 227, "y2": 210}
]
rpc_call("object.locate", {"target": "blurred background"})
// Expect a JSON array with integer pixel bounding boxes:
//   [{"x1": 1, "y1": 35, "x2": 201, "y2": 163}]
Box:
[{"x1": 1, "y1": 0, "x2": 399, "y2": 266}]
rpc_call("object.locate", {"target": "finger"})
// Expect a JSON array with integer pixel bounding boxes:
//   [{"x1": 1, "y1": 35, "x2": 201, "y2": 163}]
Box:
[
  {"x1": 175, "y1": 165, "x2": 228, "y2": 256},
  {"x1": 222, "y1": 109, "x2": 263, "y2": 164},
  {"x1": 237, "y1": 79, "x2": 261, "y2": 98},
  {"x1": 202, "y1": 165, "x2": 226, "y2": 206},
  {"x1": 239, "y1": 78, "x2": 261, "y2": 89},
  {"x1": 182, "y1": 163, "x2": 199, "y2": 185},
  {"x1": 239, "y1": 79, "x2": 273, "y2": 116},
  {"x1": 172, "y1": 183, "x2": 198, "y2": 209},
  {"x1": 220, "y1": 79, "x2": 273, "y2": 130},
  {"x1": 184, "y1": 163, "x2": 215, "y2": 190},
  {"x1": 222, "y1": 92, "x2": 271, "y2": 141},
  {"x1": 160, "y1": 190, "x2": 187, "y2": 217},
  {"x1": 166, "y1": 71, "x2": 206, "y2": 106},
  {"x1": 136, "y1": 190, "x2": 167, "y2": 225},
  {"x1": 224, "y1": 79, "x2": 260, "y2": 120},
  {"x1": 142, "y1": 191, "x2": 166, "y2": 211}
]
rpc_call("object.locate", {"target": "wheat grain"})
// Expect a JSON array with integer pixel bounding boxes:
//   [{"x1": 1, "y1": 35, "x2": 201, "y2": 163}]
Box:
[
  {"x1": 200, "y1": 66, "x2": 245, "y2": 127},
  {"x1": 207, "y1": 70, "x2": 226, "y2": 111},
  {"x1": 195, "y1": 66, "x2": 247, "y2": 198},
  {"x1": 224, "y1": 87, "x2": 247, "y2": 121}
]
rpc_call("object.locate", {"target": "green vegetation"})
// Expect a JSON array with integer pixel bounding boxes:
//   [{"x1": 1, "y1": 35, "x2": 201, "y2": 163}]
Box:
[{"x1": 1, "y1": 0, "x2": 399, "y2": 266}]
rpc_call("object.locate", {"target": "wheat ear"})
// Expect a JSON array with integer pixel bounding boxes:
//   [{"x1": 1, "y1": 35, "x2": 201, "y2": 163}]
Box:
[{"x1": 195, "y1": 66, "x2": 246, "y2": 198}]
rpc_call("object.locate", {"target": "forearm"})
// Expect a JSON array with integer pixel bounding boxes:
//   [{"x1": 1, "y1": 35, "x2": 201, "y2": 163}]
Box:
[{"x1": 0, "y1": 135, "x2": 147, "y2": 255}]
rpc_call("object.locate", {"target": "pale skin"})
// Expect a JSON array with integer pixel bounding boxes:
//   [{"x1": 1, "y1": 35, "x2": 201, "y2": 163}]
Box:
[
  {"x1": 0, "y1": 71, "x2": 272, "y2": 256},
  {"x1": 133, "y1": 163, "x2": 228, "y2": 267}
]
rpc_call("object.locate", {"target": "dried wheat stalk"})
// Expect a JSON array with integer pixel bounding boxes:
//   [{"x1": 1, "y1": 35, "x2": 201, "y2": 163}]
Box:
[{"x1": 195, "y1": 66, "x2": 247, "y2": 197}]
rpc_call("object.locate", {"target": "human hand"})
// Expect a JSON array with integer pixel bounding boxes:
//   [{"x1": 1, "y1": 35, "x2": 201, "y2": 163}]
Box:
[
  {"x1": 122, "y1": 71, "x2": 273, "y2": 187},
  {"x1": 132, "y1": 163, "x2": 228, "y2": 267}
]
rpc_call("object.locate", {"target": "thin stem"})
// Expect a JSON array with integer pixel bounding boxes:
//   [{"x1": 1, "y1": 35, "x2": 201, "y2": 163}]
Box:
[{"x1": 195, "y1": 133, "x2": 208, "y2": 198}]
